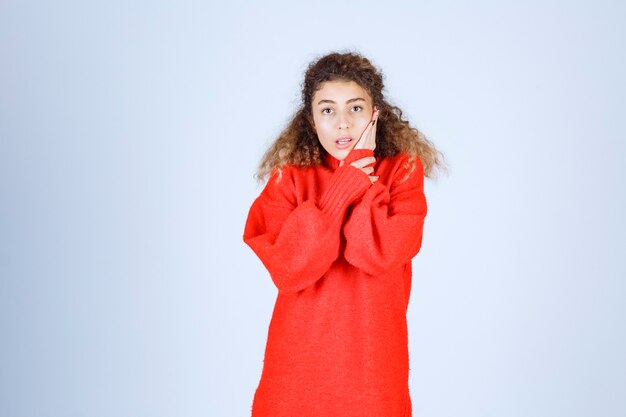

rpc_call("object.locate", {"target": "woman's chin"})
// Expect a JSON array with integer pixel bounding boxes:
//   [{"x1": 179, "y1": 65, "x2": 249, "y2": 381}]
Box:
[
  {"x1": 331, "y1": 147, "x2": 354, "y2": 162},
  {"x1": 331, "y1": 152, "x2": 346, "y2": 162}
]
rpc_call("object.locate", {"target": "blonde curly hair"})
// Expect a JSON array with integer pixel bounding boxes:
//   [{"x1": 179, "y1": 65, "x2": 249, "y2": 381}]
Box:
[{"x1": 255, "y1": 50, "x2": 447, "y2": 182}]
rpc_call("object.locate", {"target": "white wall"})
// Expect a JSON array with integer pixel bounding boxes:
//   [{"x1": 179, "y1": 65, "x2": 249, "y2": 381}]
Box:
[{"x1": 1, "y1": 1, "x2": 624, "y2": 416}]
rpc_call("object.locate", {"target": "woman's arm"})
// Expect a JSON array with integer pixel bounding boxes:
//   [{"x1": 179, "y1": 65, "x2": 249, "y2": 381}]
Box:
[
  {"x1": 243, "y1": 150, "x2": 374, "y2": 293},
  {"x1": 342, "y1": 154, "x2": 428, "y2": 276}
]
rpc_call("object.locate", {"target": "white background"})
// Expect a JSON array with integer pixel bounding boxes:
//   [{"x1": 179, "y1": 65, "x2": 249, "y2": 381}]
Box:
[{"x1": 1, "y1": 1, "x2": 625, "y2": 416}]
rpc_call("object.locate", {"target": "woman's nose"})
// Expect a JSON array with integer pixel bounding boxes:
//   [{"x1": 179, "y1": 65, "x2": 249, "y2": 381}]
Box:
[{"x1": 338, "y1": 113, "x2": 351, "y2": 129}]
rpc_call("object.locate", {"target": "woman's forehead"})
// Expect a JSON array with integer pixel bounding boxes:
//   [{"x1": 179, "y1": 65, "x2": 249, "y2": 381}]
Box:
[{"x1": 313, "y1": 80, "x2": 371, "y2": 103}]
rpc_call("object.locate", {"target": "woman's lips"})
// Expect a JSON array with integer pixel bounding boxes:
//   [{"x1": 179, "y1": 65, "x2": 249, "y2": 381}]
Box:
[{"x1": 335, "y1": 136, "x2": 353, "y2": 149}]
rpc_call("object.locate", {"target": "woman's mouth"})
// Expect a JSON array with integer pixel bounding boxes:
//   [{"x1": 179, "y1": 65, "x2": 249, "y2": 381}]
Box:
[{"x1": 336, "y1": 136, "x2": 353, "y2": 149}]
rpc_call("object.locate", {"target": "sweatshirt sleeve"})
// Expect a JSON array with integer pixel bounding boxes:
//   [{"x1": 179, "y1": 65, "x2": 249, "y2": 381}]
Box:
[
  {"x1": 342, "y1": 154, "x2": 428, "y2": 276},
  {"x1": 243, "y1": 150, "x2": 373, "y2": 293}
]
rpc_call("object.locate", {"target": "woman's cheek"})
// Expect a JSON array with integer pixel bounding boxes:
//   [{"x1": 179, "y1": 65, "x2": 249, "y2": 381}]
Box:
[{"x1": 355, "y1": 117, "x2": 370, "y2": 134}]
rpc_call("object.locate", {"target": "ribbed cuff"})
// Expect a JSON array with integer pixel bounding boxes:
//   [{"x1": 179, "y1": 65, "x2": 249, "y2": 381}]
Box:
[{"x1": 318, "y1": 162, "x2": 372, "y2": 224}]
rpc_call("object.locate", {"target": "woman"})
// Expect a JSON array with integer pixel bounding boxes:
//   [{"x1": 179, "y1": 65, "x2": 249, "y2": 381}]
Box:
[{"x1": 243, "y1": 50, "x2": 445, "y2": 417}]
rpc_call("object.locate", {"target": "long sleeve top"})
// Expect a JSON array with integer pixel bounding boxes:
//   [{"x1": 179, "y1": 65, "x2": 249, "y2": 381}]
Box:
[{"x1": 243, "y1": 147, "x2": 428, "y2": 417}]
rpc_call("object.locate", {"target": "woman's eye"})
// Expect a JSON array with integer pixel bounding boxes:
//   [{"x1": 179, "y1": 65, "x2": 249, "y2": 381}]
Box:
[
  {"x1": 321, "y1": 108, "x2": 332, "y2": 115},
  {"x1": 352, "y1": 105, "x2": 363, "y2": 112}
]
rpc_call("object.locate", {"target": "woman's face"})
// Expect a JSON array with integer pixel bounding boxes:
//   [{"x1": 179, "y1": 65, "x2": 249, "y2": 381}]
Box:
[{"x1": 311, "y1": 80, "x2": 374, "y2": 161}]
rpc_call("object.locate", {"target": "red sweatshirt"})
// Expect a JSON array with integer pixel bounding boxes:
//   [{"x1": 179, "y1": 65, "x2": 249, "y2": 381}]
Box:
[{"x1": 243, "y1": 147, "x2": 428, "y2": 417}]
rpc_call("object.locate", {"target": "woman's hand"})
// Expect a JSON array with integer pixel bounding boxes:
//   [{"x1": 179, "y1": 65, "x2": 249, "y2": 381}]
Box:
[
  {"x1": 338, "y1": 154, "x2": 378, "y2": 183},
  {"x1": 350, "y1": 155, "x2": 378, "y2": 183},
  {"x1": 339, "y1": 106, "x2": 379, "y2": 183},
  {"x1": 354, "y1": 106, "x2": 379, "y2": 151}
]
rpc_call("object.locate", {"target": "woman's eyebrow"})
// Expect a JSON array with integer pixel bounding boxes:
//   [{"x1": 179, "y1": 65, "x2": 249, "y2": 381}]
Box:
[{"x1": 317, "y1": 97, "x2": 366, "y2": 105}]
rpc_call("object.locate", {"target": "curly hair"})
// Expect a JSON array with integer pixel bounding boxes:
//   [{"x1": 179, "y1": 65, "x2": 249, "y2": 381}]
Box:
[{"x1": 255, "y1": 50, "x2": 447, "y2": 182}]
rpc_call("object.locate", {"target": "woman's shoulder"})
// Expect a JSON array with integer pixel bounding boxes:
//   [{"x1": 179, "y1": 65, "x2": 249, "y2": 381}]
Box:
[
  {"x1": 264, "y1": 162, "x2": 315, "y2": 183},
  {"x1": 379, "y1": 151, "x2": 425, "y2": 185},
  {"x1": 256, "y1": 164, "x2": 306, "y2": 208},
  {"x1": 379, "y1": 150, "x2": 421, "y2": 168}
]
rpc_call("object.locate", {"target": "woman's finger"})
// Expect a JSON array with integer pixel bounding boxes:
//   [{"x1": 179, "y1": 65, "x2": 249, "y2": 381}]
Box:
[
  {"x1": 368, "y1": 110, "x2": 379, "y2": 149},
  {"x1": 350, "y1": 156, "x2": 376, "y2": 169},
  {"x1": 356, "y1": 121, "x2": 374, "y2": 149},
  {"x1": 356, "y1": 109, "x2": 379, "y2": 150}
]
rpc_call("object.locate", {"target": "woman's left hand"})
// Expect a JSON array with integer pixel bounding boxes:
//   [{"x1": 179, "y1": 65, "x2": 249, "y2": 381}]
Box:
[{"x1": 354, "y1": 106, "x2": 379, "y2": 151}]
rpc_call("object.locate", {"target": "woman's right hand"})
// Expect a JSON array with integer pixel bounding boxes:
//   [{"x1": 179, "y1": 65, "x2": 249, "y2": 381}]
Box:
[{"x1": 347, "y1": 156, "x2": 378, "y2": 183}]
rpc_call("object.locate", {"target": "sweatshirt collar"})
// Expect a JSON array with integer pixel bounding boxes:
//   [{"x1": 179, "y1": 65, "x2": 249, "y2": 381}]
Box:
[
  {"x1": 324, "y1": 151, "x2": 342, "y2": 171},
  {"x1": 324, "y1": 148, "x2": 375, "y2": 171}
]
